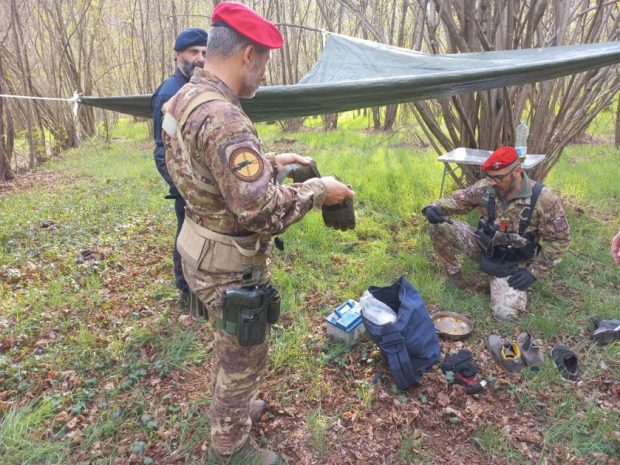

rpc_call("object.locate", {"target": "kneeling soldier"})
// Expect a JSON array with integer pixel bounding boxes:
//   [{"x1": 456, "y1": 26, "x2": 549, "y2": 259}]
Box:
[{"x1": 422, "y1": 146, "x2": 570, "y2": 319}]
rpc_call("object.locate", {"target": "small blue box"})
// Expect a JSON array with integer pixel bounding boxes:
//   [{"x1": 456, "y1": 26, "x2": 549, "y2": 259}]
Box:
[{"x1": 324, "y1": 300, "x2": 365, "y2": 343}]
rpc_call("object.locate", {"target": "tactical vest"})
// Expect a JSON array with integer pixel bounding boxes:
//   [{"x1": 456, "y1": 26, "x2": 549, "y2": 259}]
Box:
[
  {"x1": 478, "y1": 182, "x2": 544, "y2": 262},
  {"x1": 162, "y1": 92, "x2": 272, "y2": 274}
]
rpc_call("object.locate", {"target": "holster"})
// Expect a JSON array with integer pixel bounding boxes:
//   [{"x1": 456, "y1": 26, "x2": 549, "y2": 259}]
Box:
[
  {"x1": 176, "y1": 217, "x2": 271, "y2": 273},
  {"x1": 220, "y1": 284, "x2": 281, "y2": 346}
]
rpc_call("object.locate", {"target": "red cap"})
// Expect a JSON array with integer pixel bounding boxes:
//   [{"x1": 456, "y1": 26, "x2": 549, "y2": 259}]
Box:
[
  {"x1": 482, "y1": 146, "x2": 519, "y2": 171},
  {"x1": 211, "y1": 2, "x2": 284, "y2": 49}
]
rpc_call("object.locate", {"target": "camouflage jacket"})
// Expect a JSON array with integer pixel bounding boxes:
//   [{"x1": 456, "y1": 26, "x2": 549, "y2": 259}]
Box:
[
  {"x1": 432, "y1": 173, "x2": 571, "y2": 277},
  {"x1": 163, "y1": 68, "x2": 325, "y2": 236}
]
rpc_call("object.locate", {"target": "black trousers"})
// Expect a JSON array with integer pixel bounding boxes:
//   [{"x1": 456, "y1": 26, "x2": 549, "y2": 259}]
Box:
[{"x1": 173, "y1": 196, "x2": 188, "y2": 295}]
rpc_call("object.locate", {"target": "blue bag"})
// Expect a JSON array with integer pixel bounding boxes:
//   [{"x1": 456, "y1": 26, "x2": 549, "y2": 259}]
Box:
[{"x1": 362, "y1": 276, "x2": 441, "y2": 390}]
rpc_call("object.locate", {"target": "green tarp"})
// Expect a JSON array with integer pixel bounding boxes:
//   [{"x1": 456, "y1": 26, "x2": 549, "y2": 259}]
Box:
[{"x1": 79, "y1": 33, "x2": 620, "y2": 122}]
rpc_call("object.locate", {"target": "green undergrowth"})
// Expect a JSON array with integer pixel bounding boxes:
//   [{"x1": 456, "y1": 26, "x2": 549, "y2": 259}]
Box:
[{"x1": 0, "y1": 115, "x2": 618, "y2": 464}]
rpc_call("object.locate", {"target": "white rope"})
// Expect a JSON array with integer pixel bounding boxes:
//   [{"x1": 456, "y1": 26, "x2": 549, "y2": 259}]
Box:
[{"x1": 0, "y1": 93, "x2": 77, "y2": 102}]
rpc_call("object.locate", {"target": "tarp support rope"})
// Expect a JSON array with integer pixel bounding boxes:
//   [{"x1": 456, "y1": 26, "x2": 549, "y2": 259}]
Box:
[{"x1": 0, "y1": 94, "x2": 78, "y2": 103}]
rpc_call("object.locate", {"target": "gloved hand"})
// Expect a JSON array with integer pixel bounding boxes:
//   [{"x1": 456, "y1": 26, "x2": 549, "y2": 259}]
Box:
[
  {"x1": 475, "y1": 228, "x2": 494, "y2": 257},
  {"x1": 322, "y1": 198, "x2": 356, "y2": 231},
  {"x1": 507, "y1": 268, "x2": 536, "y2": 290},
  {"x1": 479, "y1": 254, "x2": 518, "y2": 278},
  {"x1": 423, "y1": 205, "x2": 450, "y2": 225}
]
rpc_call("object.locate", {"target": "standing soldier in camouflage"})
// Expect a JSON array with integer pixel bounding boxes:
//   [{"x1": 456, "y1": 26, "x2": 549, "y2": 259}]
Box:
[
  {"x1": 422, "y1": 146, "x2": 571, "y2": 319},
  {"x1": 162, "y1": 3, "x2": 355, "y2": 464},
  {"x1": 151, "y1": 28, "x2": 208, "y2": 310}
]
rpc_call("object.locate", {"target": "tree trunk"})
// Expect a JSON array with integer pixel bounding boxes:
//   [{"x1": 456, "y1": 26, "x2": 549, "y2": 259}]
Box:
[
  {"x1": 0, "y1": 90, "x2": 15, "y2": 181},
  {"x1": 383, "y1": 105, "x2": 398, "y2": 131},
  {"x1": 615, "y1": 92, "x2": 620, "y2": 147},
  {"x1": 372, "y1": 107, "x2": 381, "y2": 130}
]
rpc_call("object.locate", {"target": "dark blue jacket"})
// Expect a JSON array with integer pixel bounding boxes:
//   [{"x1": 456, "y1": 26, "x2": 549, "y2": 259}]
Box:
[{"x1": 151, "y1": 68, "x2": 189, "y2": 197}]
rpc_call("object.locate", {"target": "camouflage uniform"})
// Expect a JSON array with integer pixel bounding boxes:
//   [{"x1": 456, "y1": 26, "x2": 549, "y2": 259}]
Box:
[
  {"x1": 428, "y1": 173, "x2": 570, "y2": 318},
  {"x1": 163, "y1": 68, "x2": 325, "y2": 455}
]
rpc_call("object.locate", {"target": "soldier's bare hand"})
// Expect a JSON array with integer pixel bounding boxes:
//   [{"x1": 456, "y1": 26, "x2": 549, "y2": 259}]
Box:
[
  {"x1": 274, "y1": 153, "x2": 310, "y2": 171},
  {"x1": 321, "y1": 176, "x2": 355, "y2": 205},
  {"x1": 611, "y1": 229, "x2": 620, "y2": 265}
]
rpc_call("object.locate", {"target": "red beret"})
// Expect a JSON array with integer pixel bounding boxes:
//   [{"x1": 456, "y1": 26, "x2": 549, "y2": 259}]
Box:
[
  {"x1": 211, "y1": 2, "x2": 284, "y2": 49},
  {"x1": 482, "y1": 146, "x2": 519, "y2": 171}
]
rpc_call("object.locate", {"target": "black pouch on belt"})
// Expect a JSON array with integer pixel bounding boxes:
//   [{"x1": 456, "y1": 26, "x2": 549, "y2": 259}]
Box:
[
  {"x1": 257, "y1": 284, "x2": 280, "y2": 325},
  {"x1": 221, "y1": 287, "x2": 266, "y2": 347},
  {"x1": 221, "y1": 284, "x2": 281, "y2": 346}
]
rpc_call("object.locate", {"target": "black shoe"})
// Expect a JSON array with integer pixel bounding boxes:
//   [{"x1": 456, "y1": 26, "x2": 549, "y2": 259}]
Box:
[
  {"x1": 591, "y1": 319, "x2": 620, "y2": 346},
  {"x1": 551, "y1": 344, "x2": 579, "y2": 382},
  {"x1": 179, "y1": 290, "x2": 191, "y2": 311}
]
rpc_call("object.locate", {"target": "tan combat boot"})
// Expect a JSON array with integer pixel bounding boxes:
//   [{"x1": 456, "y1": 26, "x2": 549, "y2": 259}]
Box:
[
  {"x1": 446, "y1": 270, "x2": 467, "y2": 290},
  {"x1": 207, "y1": 441, "x2": 284, "y2": 465},
  {"x1": 207, "y1": 399, "x2": 265, "y2": 423},
  {"x1": 249, "y1": 399, "x2": 266, "y2": 423}
]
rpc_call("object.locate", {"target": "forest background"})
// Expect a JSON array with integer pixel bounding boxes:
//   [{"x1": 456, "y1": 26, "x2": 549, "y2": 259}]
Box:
[
  {"x1": 0, "y1": 0, "x2": 619, "y2": 181},
  {"x1": 0, "y1": 1, "x2": 619, "y2": 464}
]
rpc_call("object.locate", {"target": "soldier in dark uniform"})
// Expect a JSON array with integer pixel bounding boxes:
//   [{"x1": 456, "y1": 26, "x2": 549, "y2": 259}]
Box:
[
  {"x1": 422, "y1": 146, "x2": 571, "y2": 319},
  {"x1": 151, "y1": 28, "x2": 208, "y2": 308},
  {"x1": 162, "y1": 3, "x2": 355, "y2": 464}
]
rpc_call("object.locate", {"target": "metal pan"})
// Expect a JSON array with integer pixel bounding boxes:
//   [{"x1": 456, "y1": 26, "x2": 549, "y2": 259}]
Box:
[{"x1": 432, "y1": 311, "x2": 474, "y2": 341}]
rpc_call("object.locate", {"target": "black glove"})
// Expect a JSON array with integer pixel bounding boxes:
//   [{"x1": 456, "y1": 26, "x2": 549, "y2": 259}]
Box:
[
  {"x1": 475, "y1": 229, "x2": 494, "y2": 257},
  {"x1": 322, "y1": 198, "x2": 356, "y2": 231},
  {"x1": 440, "y1": 350, "x2": 478, "y2": 378},
  {"x1": 507, "y1": 268, "x2": 536, "y2": 290},
  {"x1": 423, "y1": 205, "x2": 449, "y2": 225},
  {"x1": 479, "y1": 254, "x2": 518, "y2": 278},
  {"x1": 276, "y1": 158, "x2": 321, "y2": 184}
]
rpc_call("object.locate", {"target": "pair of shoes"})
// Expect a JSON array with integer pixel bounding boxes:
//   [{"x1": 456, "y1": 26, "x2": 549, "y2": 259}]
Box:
[
  {"x1": 591, "y1": 319, "x2": 620, "y2": 346},
  {"x1": 551, "y1": 345, "x2": 579, "y2": 382},
  {"x1": 208, "y1": 441, "x2": 285, "y2": 465},
  {"x1": 487, "y1": 335, "x2": 523, "y2": 373},
  {"x1": 516, "y1": 332, "x2": 544, "y2": 371}
]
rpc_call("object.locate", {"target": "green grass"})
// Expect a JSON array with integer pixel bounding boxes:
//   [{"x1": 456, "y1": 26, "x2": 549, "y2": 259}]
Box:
[
  {"x1": 395, "y1": 430, "x2": 433, "y2": 464},
  {"x1": 472, "y1": 424, "x2": 526, "y2": 463},
  {"x1": 305, "y1": 409, "x2": 330, "y2": 457},
  {"x1": 0, "y1": 400, "x2": 69, "y2": 465},
  {"x1": 0, "y1": 115, "x2": 618, "y2": 464}
]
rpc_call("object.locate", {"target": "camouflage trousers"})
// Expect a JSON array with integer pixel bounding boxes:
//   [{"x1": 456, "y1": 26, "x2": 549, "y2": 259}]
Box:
[
  {"x1": 428, "y1": 220, "x2": 527, "y2": 319},
  {"x1": 183, "y1": 262, "x2": 271, "y2": 455}
]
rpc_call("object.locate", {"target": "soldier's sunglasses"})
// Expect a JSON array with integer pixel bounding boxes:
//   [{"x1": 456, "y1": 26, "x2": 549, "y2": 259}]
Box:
[{"x1": 484, "y1": 165, "x2": 517, "y2": 183}]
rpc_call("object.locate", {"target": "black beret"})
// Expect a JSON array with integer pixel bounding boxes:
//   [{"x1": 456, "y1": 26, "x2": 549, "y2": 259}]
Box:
[{"x1": 174, "y1": 28, "x2": 208, "y2": 52}]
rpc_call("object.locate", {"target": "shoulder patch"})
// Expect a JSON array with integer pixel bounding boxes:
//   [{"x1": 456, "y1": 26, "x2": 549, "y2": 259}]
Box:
[{"x1": 229, "y1": 147, "x2": 264, "y2": 182}]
